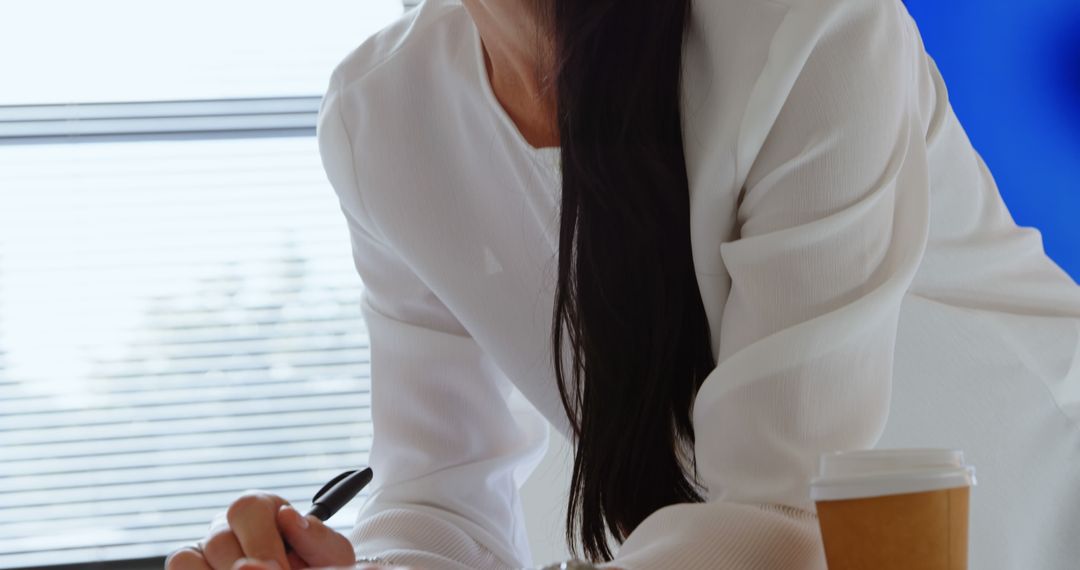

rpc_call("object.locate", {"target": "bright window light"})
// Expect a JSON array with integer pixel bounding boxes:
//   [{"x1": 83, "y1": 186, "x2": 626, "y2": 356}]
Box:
[
  {"x1": 0, "y1": 0, "x2": 403, "y2": 104},
  {"x1": 0, "y1": 2, "x2": 403, "y2": 567},
  {"x1": 0, "y1": 136, "x2": 373, "y2": 569}
]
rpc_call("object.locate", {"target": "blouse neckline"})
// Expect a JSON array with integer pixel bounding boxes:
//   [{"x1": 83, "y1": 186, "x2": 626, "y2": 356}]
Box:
[{"x1": 469, "y1": 20, "x2": 562, "y2": 173}]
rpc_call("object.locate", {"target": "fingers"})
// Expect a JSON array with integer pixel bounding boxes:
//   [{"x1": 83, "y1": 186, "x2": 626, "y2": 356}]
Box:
[
  {"x1": 275, "y1": 505, "x2": 356, "y2": 567},
  {"x1": 225, "y1": 492, "x2": 291, "y2": 570},
  {"x1": 285, "y1": 550, "x2": 307, "y2": 570},
  {"x1": 165, "y1": 547, "x2": 213, "y2": 570},
  {"x1": 201, "y1": 529, "x2": 245, "y2": 570},
  {"x1": 230, "y1": 559, "x2": 280, "y2": 570}
]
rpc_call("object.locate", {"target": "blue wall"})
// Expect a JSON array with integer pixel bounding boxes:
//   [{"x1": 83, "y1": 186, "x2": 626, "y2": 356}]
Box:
[{"x1": 904, "y1": 0, "x2": 1080, "y2": 279}]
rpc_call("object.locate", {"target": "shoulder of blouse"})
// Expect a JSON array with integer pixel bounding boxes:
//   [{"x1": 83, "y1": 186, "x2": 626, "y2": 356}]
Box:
[
  {"x1": 327, "y1": 0, "x2": 464, "y2": 94},
  {"x1": 723, "y1": 0, "x2": 918, "y2": 188}
]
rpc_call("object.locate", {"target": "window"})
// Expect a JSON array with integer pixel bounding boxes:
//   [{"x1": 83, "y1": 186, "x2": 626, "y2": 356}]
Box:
[
  {"x1": 0, "y1": 2, "x2": 404, "y2": 567},
  {"x1": 0, "y1": 1, "x2": 402, "y2": 105}
]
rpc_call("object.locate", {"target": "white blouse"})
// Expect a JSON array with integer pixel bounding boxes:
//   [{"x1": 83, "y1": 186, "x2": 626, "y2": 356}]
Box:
[{"x1": 314, "y1": 0, "x2": 1080, "y2": 567}]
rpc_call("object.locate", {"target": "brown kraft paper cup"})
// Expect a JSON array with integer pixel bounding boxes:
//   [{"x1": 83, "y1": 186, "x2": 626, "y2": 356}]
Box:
[{"x1": 810, "y1": 449, "x2": 976, "y2": 570}]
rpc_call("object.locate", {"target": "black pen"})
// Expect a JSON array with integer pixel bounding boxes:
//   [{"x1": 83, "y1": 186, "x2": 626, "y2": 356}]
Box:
[
  {"x1": 304, "y1": 466, "x2": 374, "y2": 521},
  {"x1": 284, "y1": 467, "x2": 373, "y2": 555}
]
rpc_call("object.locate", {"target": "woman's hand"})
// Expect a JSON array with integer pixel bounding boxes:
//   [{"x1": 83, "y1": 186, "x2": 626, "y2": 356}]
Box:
[{"x1": 164, "y1": 491, "x2": 356, "y2": 570}]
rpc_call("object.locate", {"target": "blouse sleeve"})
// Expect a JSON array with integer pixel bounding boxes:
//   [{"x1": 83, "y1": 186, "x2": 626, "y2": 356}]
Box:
[
  {"x1": 611, "y1": 1, "x2": 932, "y2": 568},
  {"x1": 316, "y1": 74, "x2": 549, "y2": 570}
]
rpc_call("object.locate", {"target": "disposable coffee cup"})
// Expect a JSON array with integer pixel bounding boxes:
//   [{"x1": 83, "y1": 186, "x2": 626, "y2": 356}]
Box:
[{"x1": 810, "y1": 449, "x2": 976, "y2": 570}]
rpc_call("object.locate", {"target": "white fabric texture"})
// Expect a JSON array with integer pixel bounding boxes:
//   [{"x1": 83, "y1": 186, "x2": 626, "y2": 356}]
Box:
[{"x1": 314, "y1": 0, "x2": 1080, "y2": 568}]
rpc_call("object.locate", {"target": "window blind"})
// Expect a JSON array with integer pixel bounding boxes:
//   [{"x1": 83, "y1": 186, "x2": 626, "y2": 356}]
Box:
[{"x1": 0, "y1": 136, "x2": 372, "y2": 569}]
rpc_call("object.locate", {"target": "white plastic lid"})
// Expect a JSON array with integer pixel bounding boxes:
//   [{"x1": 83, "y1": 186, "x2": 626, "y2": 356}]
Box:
[{"x1": 810, "y1": 449, "x2": 976, "y2": 502}]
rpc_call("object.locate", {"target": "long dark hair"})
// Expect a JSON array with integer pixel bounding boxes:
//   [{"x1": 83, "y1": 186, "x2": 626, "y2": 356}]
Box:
[{"x1": 540, "y1": 0, "x2": 718, "y2": 562}]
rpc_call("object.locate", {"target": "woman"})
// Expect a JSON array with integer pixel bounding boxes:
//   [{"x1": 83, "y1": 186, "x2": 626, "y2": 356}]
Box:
[{"x1": 167, "y1": 0, "x2": 1080, "y2": 568}]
